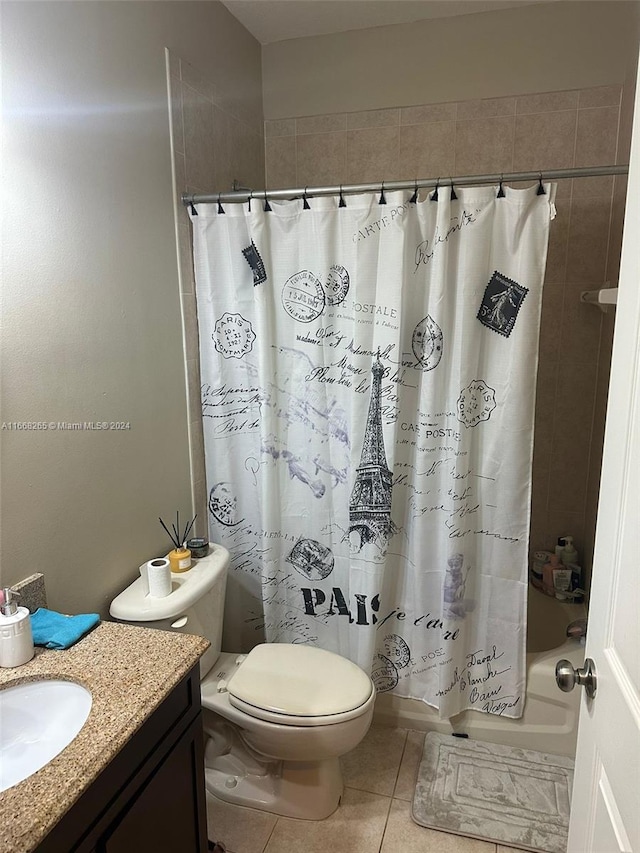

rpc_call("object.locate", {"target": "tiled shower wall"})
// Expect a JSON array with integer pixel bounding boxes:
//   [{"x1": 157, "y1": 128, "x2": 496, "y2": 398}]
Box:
[
  {"x1": 169, "y1": 55, "x2": 630, "y2": 591},
  {"x1": 265, "y1": 85, "x2": 629, "y2": 588},
  {"x1": 167, "y1": 49, "x2": 265, "y2": 537}
]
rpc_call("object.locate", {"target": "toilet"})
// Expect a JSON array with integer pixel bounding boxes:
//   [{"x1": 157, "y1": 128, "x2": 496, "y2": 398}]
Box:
[{"x1": 109, "y1": 545, "x2": 375, "y2": 820}]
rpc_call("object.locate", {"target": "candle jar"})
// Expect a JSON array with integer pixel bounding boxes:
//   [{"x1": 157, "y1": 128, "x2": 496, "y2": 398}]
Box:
[{"x1": 187, "y1": 537, "x2": 209, "y2": 559}]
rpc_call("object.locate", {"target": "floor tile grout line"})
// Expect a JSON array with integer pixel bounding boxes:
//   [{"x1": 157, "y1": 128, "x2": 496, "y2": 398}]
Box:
[
  {"x1": 261, "y1": 815, "x2": 279, "y2": 853},
  {"x1": 376, "y1": 793, "x2": 395, "y2": 853},
  {"x1": 390, "y1": 729, "x2": 410, "y2": 798}
]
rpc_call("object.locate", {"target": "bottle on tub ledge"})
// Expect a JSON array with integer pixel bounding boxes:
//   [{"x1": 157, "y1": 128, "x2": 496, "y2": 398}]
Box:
[
  {"x1": 556, "y1": 536, "x2": 585, "y2": 603},
  {"x1": 543, "y1": 554, "x2": 564, "y2": 597},
  {"x1": 545, "y1": 536, "x2": 584, "y2": 604},
  {"x1": 530, "y1": 550, "x2": 553, "y2": 591},
  {"x1": 552, "y1": 563, "x2": 574, "y2": 601},
  {"x1": 559, "y1": 536, "x2": 579, "y2": 567},
  {"x1": 530, "y1": 543, "x2": 584, "y2": 602},
  {"x1": 566, "y1": 564, "x2": 585, "y2": 604}
]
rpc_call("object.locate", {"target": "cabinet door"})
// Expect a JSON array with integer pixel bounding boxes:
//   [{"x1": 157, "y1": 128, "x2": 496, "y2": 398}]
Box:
[{"x1": 102, "y1": 716, "x2": 208, "y2": 853}]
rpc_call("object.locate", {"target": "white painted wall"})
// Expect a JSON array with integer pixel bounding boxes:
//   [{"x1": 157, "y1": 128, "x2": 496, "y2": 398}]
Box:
[
  {"x1": 3, "y1": 0, "x2": 638, "y2": 622},
  {"x1": 263, "y1": 1, "x2": 640, "y2": 118},
  {"x1": 1, "y1": 1, "x2": 262, "y2": 615}
]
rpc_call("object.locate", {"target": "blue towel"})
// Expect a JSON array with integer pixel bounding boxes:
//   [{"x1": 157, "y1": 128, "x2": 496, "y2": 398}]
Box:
[{"x1": 30, "y1": 608, "x2": 100, "y2": 650}]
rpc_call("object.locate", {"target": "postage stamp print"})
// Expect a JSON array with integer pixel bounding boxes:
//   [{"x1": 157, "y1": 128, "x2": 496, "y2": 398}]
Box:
[
  {"x1": 286, "y1": 538, "x2": 335, "y2": 581},
  {"x1": 477, "y1": 271, "x2": 528, "y2": 338},
  {"x1": 242, "y1": 240, "x2": 267, "y2": 286}
]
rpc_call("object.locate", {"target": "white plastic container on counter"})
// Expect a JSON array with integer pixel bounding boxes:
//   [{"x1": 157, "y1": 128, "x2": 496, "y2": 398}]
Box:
[{"x1": 0, "y1": 588, "x2": 34, "y2": 668}]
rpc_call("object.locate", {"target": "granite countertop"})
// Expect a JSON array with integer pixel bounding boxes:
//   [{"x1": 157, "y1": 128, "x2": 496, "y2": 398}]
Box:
[{"x1": 0, "y1": 620, "x2": 209, "y2": 853}]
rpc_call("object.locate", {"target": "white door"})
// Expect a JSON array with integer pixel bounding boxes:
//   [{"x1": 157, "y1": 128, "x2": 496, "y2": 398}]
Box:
[{"x1": 567, "y1": 66, "x2": 640, "y2": 853}]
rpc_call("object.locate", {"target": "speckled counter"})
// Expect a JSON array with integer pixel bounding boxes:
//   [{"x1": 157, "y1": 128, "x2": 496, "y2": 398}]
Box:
[{"x1": 0, "y1": 621, "x2": 209, "y2": 853}]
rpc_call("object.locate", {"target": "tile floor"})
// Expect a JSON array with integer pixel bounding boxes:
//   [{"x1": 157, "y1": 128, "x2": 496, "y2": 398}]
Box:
[{"x1": 205, "y1": 725, "x2": 530, "y2": 853}]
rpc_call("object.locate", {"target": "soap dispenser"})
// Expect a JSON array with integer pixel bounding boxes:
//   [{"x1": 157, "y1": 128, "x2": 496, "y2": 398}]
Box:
[
  {"x1": 0, "y1": 587, "x2": 34, "y2": 667},
  {"x1": 560, "y1": 536, "x2": 579, "y2": 567}
]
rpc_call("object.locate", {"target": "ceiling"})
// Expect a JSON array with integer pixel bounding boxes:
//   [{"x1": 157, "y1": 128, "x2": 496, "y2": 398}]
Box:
[{"x1": 220, "y1": 0, "x2": 549, "y2": 45}]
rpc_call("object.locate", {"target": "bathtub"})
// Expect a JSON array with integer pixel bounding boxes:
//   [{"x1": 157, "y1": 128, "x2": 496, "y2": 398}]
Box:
[{"x1": 373, "y1": 586, "x2": 586, "y2": 757}]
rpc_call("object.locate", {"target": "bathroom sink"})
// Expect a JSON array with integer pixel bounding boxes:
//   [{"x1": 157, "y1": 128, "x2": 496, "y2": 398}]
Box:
[{"x1": 0, "y1": 679, "x2": 92, "y2": 792}]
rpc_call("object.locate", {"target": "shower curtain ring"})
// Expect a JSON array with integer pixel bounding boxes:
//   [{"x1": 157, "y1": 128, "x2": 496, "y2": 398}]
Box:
[
  {"x1": 431, "y1": 178, "x2": 440, "y2": 202},
  {"x1": 339, "y1": 184, "x2": 347, "y2": 208},
  {"x1": 303, "y1": 186, "x2": 310, "y2": 210},
  {"x1": 379, "y1": 181, "x2": 386, "y2": 205},
  {"x1": 409, "y1": 180, "x2": 419, "y2": 204},
  {"x1": 188, "y1": 197, "x2": 198, "y2": 216},
  {"x1": 217, "y1": 192, "x2": 225, "y2": 214},
  {"x1": 449, "y1": 177, "x2": 458, "y2": 201},
  {"x1": 264, "y1": 191, "x2": 272, "y2": 212},
  {"x1": 248, "y1": 190, "x2": 254, "y2": 211},
  {"x1": 537, "y1": 172, "x2": 546, "y2": 195},
  {"x1": 497, "y1": 175, "x2": 505, "y2": 198}
]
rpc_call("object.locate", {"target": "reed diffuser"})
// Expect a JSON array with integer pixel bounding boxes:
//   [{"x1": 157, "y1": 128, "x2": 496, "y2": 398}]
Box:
[{"x1": 159, "y1": 512, "x2": 197, "y2": 573}]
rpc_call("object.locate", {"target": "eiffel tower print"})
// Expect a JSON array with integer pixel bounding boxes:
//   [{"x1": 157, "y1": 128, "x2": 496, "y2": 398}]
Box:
[{"x1": 348, "y1": 351, "x2": 396, "y2": 551}]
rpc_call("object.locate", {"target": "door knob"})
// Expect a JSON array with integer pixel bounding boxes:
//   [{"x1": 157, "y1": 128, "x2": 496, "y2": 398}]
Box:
[{"x1": 555, "y1": 657, "x2": 597, "y2": 699}]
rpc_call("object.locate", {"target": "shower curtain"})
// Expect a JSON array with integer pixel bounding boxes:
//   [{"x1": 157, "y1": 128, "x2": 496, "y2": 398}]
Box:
[{"x1": 190, "y1": 185, "x2": 555, "y2": 718}]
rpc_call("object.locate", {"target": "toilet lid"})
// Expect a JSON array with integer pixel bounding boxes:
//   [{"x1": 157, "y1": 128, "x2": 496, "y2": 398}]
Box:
[{"x1": 226, "y1": 644, "x2": 373, "y2": 718}]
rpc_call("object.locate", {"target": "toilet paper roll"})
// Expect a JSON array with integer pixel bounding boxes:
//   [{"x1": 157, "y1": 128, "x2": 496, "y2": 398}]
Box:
[{"x1": 146, "y1": 558, "x2": 172, "y2": 598}]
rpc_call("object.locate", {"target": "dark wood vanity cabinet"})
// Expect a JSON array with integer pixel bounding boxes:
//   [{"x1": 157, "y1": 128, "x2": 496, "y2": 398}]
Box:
[{"x1": 36, "y1": 665, "x2": 209, "y2": 853}]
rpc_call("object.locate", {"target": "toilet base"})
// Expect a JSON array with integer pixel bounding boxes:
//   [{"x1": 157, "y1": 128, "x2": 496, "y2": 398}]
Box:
[{"x1": 203, "y1": 729, "x2": 343, "y2": 820}]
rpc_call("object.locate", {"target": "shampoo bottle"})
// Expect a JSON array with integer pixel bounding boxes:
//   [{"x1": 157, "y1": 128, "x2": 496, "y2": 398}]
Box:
[
  {"x1": 552, "y1": 567, "x2": 573, "y2": 600},
  {"x1": 555, "y1": 537, "x2": 567, "y2": 558},
  {"x1": 543, "y1": 554, "x2": 563, "y2": 596},
  {"x1": 567, "y1": 563, "x2": 585, "y2": 603},
  {"x1": 560, "y1": 536, "x2": 579, "y2": 567},
  {"x1": 0, "y1": 588, "x2": 34, "y2": 668}
]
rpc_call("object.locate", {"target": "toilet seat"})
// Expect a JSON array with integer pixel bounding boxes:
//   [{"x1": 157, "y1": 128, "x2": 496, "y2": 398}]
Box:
[{"x1": 225, "y1": 643, "x2": 374, "y2": 727}]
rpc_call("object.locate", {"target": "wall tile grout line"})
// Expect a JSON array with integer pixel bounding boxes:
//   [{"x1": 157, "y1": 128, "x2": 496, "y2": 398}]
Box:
[
  {"x1": 544, "y1": 102, "x2": 582, "y2": 523},
  {"x1": 581, "y1": 181, "x2": 616, "y2": 542},
  {"x1": 260, "y1": 84, "x2": 622, "y2": 566},
  {"x1": 344, "y1": 126, "x2": 350, "y2": 185},
  {"x1": 508, "y1": 105, "x2": 518, "y2": 180}
]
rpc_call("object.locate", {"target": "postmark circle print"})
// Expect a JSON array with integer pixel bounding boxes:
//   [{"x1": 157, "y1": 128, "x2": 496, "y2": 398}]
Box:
[
  {"x1": 371, "y1": 654, "x2": 399, "y2": 692},
  {"x1": 324, "y1": 264, "x2": 350, "y2": 306},
  {"x1": 381, "y1": 634, "x2": 411, "y2": 669},
  {"x1": 457, "y1": 379, "x2": 497, "y2": 428},
  {"x1": 213, "y1": 313, "x2": 256, "y2": 359},
  {"x1": 282, "y1": 270, "x2": 325, "y2": 322},
  {"x1": 209, "y1": 482, "x2": 243, "y2": 527}
]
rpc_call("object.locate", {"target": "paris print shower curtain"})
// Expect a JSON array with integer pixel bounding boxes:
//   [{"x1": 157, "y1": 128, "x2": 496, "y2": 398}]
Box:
[{"x1": 190, "y1": 184, "x2": 555, "y2": 718}]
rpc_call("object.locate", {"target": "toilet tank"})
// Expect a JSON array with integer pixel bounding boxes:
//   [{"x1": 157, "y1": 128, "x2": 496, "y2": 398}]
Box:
[{"x1": 109, "y1": 544, "x2": 229, "y2": 678}]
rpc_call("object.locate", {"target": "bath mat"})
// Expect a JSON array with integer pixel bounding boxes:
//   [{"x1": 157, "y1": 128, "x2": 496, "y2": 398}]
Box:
[{"x1": 412, "y1": 733, "x2": 574, "y2": 853}]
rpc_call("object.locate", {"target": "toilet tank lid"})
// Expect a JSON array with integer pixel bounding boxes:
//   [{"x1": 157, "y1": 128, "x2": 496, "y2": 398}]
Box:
[
  {"x1": 227, "y1": 643, "x2": 373, "y2": 717},
  {"x1": 109, "y1": 545, "x2": 229, "y2": 622}
]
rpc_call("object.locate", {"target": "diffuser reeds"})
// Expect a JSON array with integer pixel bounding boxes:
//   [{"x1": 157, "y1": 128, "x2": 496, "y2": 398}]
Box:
[{"x1": 159, "y1": 512, "x2": 197, "y2": 550}]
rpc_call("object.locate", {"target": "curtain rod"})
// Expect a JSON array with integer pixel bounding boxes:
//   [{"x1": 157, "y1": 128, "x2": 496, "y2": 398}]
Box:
[{"x1": 182, "y1": 165, "x2": 628, "y2": 206}]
